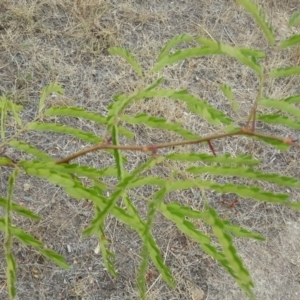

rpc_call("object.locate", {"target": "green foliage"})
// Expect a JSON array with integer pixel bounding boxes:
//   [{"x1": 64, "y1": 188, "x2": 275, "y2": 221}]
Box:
[
  {"x1": 1, "y1": 2, "x2": 300, "y2": 300},
  {"x1": 289, "y1": 9, "x2": 300, "y2": 27}
]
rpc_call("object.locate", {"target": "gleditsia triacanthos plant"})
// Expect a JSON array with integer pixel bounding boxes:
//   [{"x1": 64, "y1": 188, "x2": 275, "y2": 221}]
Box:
[{"x1": 1, "y1": 1, "x2": 300, "y2": 299}]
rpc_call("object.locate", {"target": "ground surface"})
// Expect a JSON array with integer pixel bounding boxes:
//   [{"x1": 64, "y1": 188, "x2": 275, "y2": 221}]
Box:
[{"x1": 1, "y1": 0, "x2": 300, "y2": 299}]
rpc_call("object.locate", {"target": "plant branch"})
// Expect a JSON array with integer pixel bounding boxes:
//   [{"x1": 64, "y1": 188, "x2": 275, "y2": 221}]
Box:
[{"x1": 55, "y1": 128, "x2": 298, "y2": 164}]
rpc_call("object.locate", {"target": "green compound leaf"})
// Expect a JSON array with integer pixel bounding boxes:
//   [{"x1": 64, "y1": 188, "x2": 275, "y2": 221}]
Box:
[
  {"x1": 280, "y1": 34, "x2": 300, "y2": 49},
  {"x1": 112, "y1": 125, "x2": 125, "y2": 180},
  {"x1": 4, "y1": 169, "x2": 18, "y2": 300},
  {"x1": 50, "y1": 163, "x2": 119, "y2": 179},
  {"x1": 259, "y1": 99, "x2": 300, "y2": 119},
  {"x1": 46, "y1": 106, "x2": 133, "y2": 138},
  {"x1": 289, "y1": 9, "x2": 300, "y2": 27},
  {"x1": 205, "y1": 207, "x2": 254, "y2": 298},
  {"x1": 9, "y1": 141, "x2": 53, "y2": 161},
  {"x1": 97, "y1": 225, "x2": 117, "y2": 277},
  {"x1": 0, "y1": 157, "x2": 14, "y2": 166},
  {"x1": 19, "y1": 160, "x2": 78, "y2": 187},
  {"x1": 165, "y1": 202, "x2": 264, "y2": 241},
  {"x1": 136, "y1": 89, "x2": 232, "y2": 126},
  {"x1": 167, "y1": 153, "x2": 260, "y2": 165},
  {"x1": 236, "y1": 0, "x2": 274, "y2": 46},
  {"x1": 0, "y1": 96, "x2": 23, "y2": 139},
  {"x1": 121, "y1": 113, "x2": 200, "y2": 139},
  {"x1": 45, "y1": 106, "x2": 107, "y2": 125},
  {"x1": 157, "y1": 34, "x2": 193, "y2": 62},
  {"x1": 38, "y1": 248, "x2": 69, "y2": 269},
  {"x1": 77, "y1": 184, "x2": 174, "y2": 288},
  {"x1": 27, "y1": 122, "x2": 102, "y2": 143},
  {"x1": 270, "y1": 67, "x2": 300, "y2": 78},
  {"x1": 187, "y1": 165, "x2": 300, "y2": 188},
  {"x1": 153, "y1": 46, "x2": 219, "y2": 72},
  {"x1": 160, "y1": 202, "x2": 235, "y2": 280},
  {"x1": 109, "y1": 47, "x2": 143, "y2": 76},
  {"x1": 197, "y1": 37, "x2": 263, "y2": 77},
  {"x1": 0, "y1": 197, "x2": 41, "y2": 220},
  {"x1": 166, "y1": 180, "x2": 289, "y2": 204},
  {"x1": 137, "y1": 186, "x2": 172, "y2": 298},
  {"x1": 39, "y1": 82, "x2": 64, "y2": 113},
  {"x1": 257, "y1": 114, "x2": 300, "y2": 130}
]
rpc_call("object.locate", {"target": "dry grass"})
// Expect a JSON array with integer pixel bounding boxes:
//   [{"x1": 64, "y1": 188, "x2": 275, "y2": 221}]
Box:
[{"x1": 1, "y1": 0, "x2": 300, "y2": 299}]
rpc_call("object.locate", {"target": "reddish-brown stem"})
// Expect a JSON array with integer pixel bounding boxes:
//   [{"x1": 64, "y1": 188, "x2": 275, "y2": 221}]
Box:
[
  {"x1": 54, "y1": 129, "x2": 299, "y2": 164},
  {"x1": 207, "y1": 140, "x2": 217, "y2": 156}
]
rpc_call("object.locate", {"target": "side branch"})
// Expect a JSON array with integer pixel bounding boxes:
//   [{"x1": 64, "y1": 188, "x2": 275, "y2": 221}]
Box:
[{"x1": 55, "y1": 128, "x2": 298, "y2": 164}]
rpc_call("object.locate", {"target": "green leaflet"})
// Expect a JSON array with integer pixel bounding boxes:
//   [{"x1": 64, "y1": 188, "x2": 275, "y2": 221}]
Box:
[
  {"x1": 167, "y1": 153, "x2": 260, "y2": 165},
  {"x1": 270, "y1": 67, "x2": 300, "y2": 78},
  {"x1": 205, "y1": 208, "x2": 254, "y2": 298},
  {"x1": 220, "y1": 84, "x2": 238, "y2": 113},
  {"x1": 239, "y1": 48, "x2": 265, "y2": 59},
  {"x1": 166, "y1": 202, "x2": 209, "y2": 219},
  {"x1": 0, "y1": 197, "x2": 41, "y2": 220},
  {"x1": 187, "y1": 165, "x2": 300, "y2": 188},
  {"x1": 257, "y1": 114, "x2": 300, "y2": 130},
  {"x1": 135, "y1": 89, "x2": 232, "y2": 126},
  {"x1": 157, "y1": 34, "x2": 193, "y2": 61},
  {"x1": 27, "y1": 122, "x2": 102, "y2": 143},
  {"x1": 38, "y1": 83, "x2": 64, "y2": 113},
  {"x1": 0, "y1": 157, "x2": 14, "y2": 166},
  {"x1": 9, "y1": 141, "x2": 53, "y2": 161},
  {"x1": 45, "y1": 106, "x2": 107, "y2": 124},
  {"x1": 283, "y1": 95, "x2": 300, "y2": 103},
  {"x1": 109, "y1": 47, "x2": 143, "y2": 76},
  {"x1": 38, "y1": 249, "x2": 69, "y2": 269},
  {"x1": 121, "y1": 113, "x2": 200, "y2": 139},
  {"x1": 236, "y1": 0, "x2": 274, "y2": 46},
  {"x1": 289, "y1": 8, "x2": 300, "y2": 27},
  {"x1": 106, "y1": 94, "x2": 131, "y2": 129},
  {"x1": 117, "y1": 126, "x2": 135, "y2": 139},
  {"x1": 280, "y1": 34, "x2": 300, "y2": 49},
  {"x1": 259, "y1": 99, "x2": 300, "y2": 119},
  {"x1": 222, "y1": 220, "x2": 265, "y2": 241},
  {"x1": 253, "y1": 136, "x2": 290, "y2": 151},
  {"x1": 144, "y1": 77, "x2": 165, "y2": 91}
]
